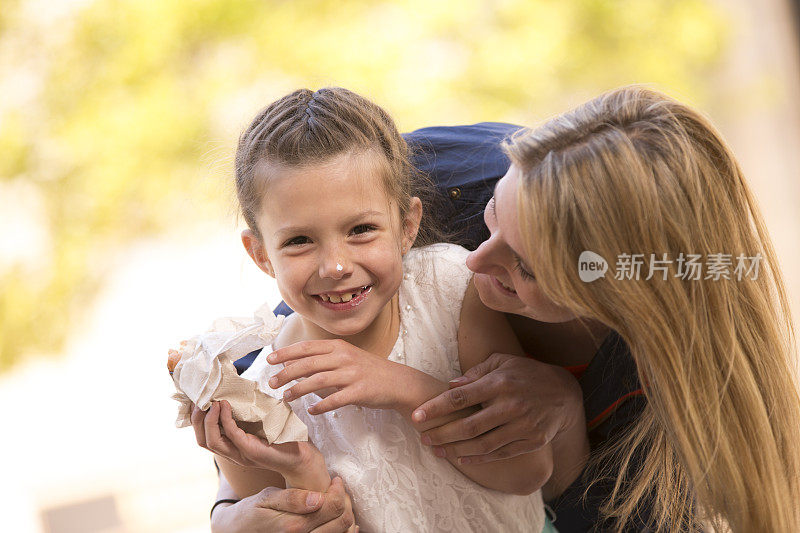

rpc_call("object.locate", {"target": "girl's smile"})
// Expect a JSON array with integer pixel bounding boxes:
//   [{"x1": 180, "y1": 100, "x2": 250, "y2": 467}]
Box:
[{"x1": 313, "y1": 285, "x2": 373, "y2": 309}]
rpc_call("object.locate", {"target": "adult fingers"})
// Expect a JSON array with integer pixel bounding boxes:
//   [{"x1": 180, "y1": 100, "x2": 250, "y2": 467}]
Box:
[
  {"x1": 455, "y1": 439, "x2": 538, "y2": 465},
  {"x1": 269, "y1": 354, "x2": 340, "y2": 389},
  {"x1": 255, "y1": 485, "x2": 325, "y2": 514},
  {"x1": 420, "y1": 403, "x2": 514, "y2": 446},
  {"x1": 190, "y1": 403, "x2": 208, "y2": 448},
  {"x1": 310, "y1": 477, "x2": 355, "y2": 533},
  {"x1": 412, "y1": 379, "x2": 494, "y2": 423},
  {"x1": 437, "y1": 424, "x2": 523, "y2": 458},
  {"x1": 284, "y1": 371, "x2": 346, "y2": 402},
  {"x1": 268, "y1": 340, "x2": 337, "y2": 364},
  {"x1": 446, "y1": 353, "x2": 504, "y2": 388}
]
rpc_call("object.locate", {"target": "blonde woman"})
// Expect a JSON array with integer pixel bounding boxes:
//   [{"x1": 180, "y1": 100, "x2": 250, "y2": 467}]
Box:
[{"x1": 416, "y1": 86, "x2": 800, "y2": 531}]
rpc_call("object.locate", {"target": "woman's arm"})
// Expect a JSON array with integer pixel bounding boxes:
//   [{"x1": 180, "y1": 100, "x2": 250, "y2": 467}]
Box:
[{"x1": 210, "y1": 469, "x2": 357, "y2": 533}]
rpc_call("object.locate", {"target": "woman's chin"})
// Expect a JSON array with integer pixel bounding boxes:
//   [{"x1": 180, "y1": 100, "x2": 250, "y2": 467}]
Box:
[{"x1": 473, "y1": 273, "x2": 519, "y2": 313}]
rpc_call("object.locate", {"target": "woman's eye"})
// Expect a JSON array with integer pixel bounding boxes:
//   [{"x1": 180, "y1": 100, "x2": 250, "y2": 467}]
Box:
[
  {"x1": 351, "y1": 224, "x2": 376, "y2": 235},
  {"x1": 514, "y1": 255, "x2": 536, "y2": 281},
  {"x1": 284, "y1": 236, "x2": 310, "y2": 247}
]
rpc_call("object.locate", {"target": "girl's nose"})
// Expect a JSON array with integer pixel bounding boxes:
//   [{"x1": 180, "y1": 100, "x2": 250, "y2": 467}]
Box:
[{"x1": 319, "y1": 253, "x2": 353, "y2": 280}]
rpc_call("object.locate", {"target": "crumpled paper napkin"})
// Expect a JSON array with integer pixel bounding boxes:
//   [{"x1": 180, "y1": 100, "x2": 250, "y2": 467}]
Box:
[{"x1": 169, "y1": 302, "x2": 308, "y2": 444}]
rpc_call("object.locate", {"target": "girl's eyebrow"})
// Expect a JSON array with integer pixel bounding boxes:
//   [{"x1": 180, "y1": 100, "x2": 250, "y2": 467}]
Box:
[{"x1": 273, "y1": 209, "x2": 386, "y2": 239}]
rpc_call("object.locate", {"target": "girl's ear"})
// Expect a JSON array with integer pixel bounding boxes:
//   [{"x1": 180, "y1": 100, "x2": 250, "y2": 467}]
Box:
[
  {"x1": 241, "y1": 229, "x2": 275, "y2": 278},
  {"x1": 401, "y1": 197, "x2": 423, "y2": 254}
]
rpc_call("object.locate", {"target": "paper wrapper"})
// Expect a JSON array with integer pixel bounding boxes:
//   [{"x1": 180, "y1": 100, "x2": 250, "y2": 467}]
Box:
[{"x1": 169, "y1": 302, "x2": 308, "y2": 444}]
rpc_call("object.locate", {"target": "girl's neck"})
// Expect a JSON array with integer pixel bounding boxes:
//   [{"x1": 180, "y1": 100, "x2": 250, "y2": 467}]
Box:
[{"x1": 295, "y1": 294, "x2": 401, "y2": 358}]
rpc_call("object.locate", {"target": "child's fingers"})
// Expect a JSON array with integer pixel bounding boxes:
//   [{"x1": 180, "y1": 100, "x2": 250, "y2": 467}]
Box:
[
  {"x1": 283, "y1": 371, "x2": 346, "y2": 402},
  {"x1": 190, "y1": 403, "x2": 208, "y2": 448},
  {"x1": 268, "y1": 354, "x2": 340, "y2": 389},
  {"x1": 218, "y1": 400, "x2": 281, "y2": 467},
  {"x1": 268, "y1": 340, "x2": 337, "y2": 364},
  {"x1": 203, "y1": 402, "x2": 240, "y2": 460},
  {"x1": 307, "y1": 389, "x2": 352, "y2": 415}
]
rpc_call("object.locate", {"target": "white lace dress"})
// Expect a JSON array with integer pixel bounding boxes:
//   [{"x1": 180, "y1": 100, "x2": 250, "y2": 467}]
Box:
[{"x1": 242, "y1": 243, "x2": 545, "y2": 533}]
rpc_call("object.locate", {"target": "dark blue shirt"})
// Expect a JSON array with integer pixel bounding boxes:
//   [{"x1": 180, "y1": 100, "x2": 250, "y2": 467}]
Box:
[{"x1": 237, "y1": 122, "x2": 650, "y2": 532}]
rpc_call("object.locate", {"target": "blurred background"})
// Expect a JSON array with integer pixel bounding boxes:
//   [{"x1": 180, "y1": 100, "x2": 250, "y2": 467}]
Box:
[{"x1": 1, "y1": 0, "x2": 799, "y2": 531}]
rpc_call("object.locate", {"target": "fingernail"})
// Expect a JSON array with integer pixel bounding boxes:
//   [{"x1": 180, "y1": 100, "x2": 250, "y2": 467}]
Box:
[
  {"x1": 449, "y1": 377, "x2": 466, "y2": 385},
  {"x1": 306, "y1": 492, "x2": 321, "y2": 507},
  {"x1": 269, "y1": 377, "x2": 278, "y2": 388},
  {"x1": 421, "y1": 435, "x2": 432, "y2": 446},
  {"x1": 267, "y1": 352, "x2": 277, "y2": 363},
  {"x1": 433, "y1": 446, "x2": 446, "y2": 458},
  {"x1": 458, "y1": 456, "x2": 471, "y2": 465},
  {"x1": 283, "y1": 390, "x2": 293, "y2": 401},
  {"x1": 412, "y1": 409, "x2": 426, "y2": 422}
]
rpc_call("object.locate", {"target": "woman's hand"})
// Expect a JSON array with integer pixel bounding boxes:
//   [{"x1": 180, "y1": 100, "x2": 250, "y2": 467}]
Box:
[
  {"x1": 266, "y1": 339, "x2": 417, "y2": 415},
  {"x1": 211, "y1": 477, "x2": 358, "y2": 533},
  {"x1": 191, "y1": 400, "x2": 328, "y2": 488},
  {"x1": 412, "y1": 352, "x2": 584, "y2": 464}
]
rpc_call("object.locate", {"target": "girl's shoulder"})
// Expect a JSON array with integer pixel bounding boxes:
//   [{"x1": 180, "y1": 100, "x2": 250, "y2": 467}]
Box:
[
  {"x1": 402, "y1": 243, "x2": 473, "y2": 323},
  {"x1": 403, "y1": 243, "x2": 472, "y2": 281}
]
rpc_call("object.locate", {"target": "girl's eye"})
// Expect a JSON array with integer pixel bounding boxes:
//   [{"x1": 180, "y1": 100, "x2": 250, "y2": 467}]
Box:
[
  {"x1": 284, "y1": 236, "x2": 310, "y2": 247},
  {"x1": 514, "y1": 255, "x2": 536, "y2": 281},
  {"x1": 351, "y1": 224, "x2": 376, "y2": 236}
]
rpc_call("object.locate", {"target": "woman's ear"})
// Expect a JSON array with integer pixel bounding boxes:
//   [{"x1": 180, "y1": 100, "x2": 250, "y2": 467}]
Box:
[
  {"x1": 401, "y1": 197, "x2": 423, "y2": 254},
  {"x1": 241, "y1": 229, "x2": 275, "y2": 278}
]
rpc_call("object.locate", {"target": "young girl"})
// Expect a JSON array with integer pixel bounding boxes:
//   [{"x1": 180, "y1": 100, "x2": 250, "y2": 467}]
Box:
[{"x1": 194, "y1": 88, "x2": 578, "y2": 532}]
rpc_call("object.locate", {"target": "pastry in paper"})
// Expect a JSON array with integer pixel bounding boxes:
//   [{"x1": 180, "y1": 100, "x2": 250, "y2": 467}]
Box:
[{"x1": 168, "y1": 302, "x2": 308, "y2": 444}]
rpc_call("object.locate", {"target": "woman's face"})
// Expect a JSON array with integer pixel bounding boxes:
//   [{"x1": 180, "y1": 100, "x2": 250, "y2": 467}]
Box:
[{"x1": 467, "y1": 165, "x2": 576, "y2": 323}]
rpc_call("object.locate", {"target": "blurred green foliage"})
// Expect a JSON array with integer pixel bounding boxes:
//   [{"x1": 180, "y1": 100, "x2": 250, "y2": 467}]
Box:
[{"x1": 0, "y1": 0, "x2": 727, "y2": 370}]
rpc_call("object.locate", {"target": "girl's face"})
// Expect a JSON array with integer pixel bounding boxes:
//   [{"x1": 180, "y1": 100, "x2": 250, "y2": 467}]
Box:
[
  {"x1": 243, "y1": 150, "x2": 421, "y2": 337},
  {"x1": 467, "y1": 165, "x2": 575, "y2": 323}
]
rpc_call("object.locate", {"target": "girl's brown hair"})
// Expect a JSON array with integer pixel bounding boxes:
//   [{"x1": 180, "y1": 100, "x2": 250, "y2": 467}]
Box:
[
  {"x1": 508, "y1": 86, "x2": 800, "y2": 531},
  {"x1": 234, "y1": 87, "x2": 441, "y2": 246}
]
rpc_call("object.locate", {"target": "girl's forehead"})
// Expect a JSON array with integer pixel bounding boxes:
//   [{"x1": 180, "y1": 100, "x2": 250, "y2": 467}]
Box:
[{"x1": 255, "y1": 151, "x2": 401, "y2": 232}]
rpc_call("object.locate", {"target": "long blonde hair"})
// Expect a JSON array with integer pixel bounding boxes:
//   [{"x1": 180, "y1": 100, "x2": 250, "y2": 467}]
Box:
[{"x1": 508, "y1": 86, "x2": 800, "y2": 532}]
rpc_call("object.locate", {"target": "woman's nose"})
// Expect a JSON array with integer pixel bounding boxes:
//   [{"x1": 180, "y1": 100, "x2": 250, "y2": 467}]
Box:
[
  {"x1": 319, "y1": 250, "x2": 353, "y2": 280},
  {"x1": 466, "y1": 236, "x2": 503, "y2": 276}
]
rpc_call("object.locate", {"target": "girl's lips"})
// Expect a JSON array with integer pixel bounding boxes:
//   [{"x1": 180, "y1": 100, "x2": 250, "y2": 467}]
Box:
[
  {"x1": 314, "y1": 285, "x2": 373, "y2": 310},
  {"x1": 490, "y1": 275, "x2": 518, "y2": 297}
]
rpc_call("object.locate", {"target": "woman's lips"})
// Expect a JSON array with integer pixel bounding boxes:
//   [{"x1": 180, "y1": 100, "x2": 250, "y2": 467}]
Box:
[
  {"x1": 490, "y1": 275, "x2": 518, "y2": 296},
  {"x1": 314, "y1": 285, "x2": 373, "y2": 310}
]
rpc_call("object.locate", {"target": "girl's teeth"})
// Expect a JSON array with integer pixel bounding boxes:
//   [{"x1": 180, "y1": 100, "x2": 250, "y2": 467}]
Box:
[{"x1": 319, "y1": 286, "x2": 369, "y2": 304}]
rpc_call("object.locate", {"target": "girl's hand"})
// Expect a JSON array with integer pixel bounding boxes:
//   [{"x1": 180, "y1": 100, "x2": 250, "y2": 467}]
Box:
[
  {"x1": 191, "y1": 400, "x2": 327, "y2": 488},
  {"x1": 412, "y1": 352, "x2": 585, "y2": 464},
  {"x1": 267, "y1": 339, "x2": 415, "y2": 415}
]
